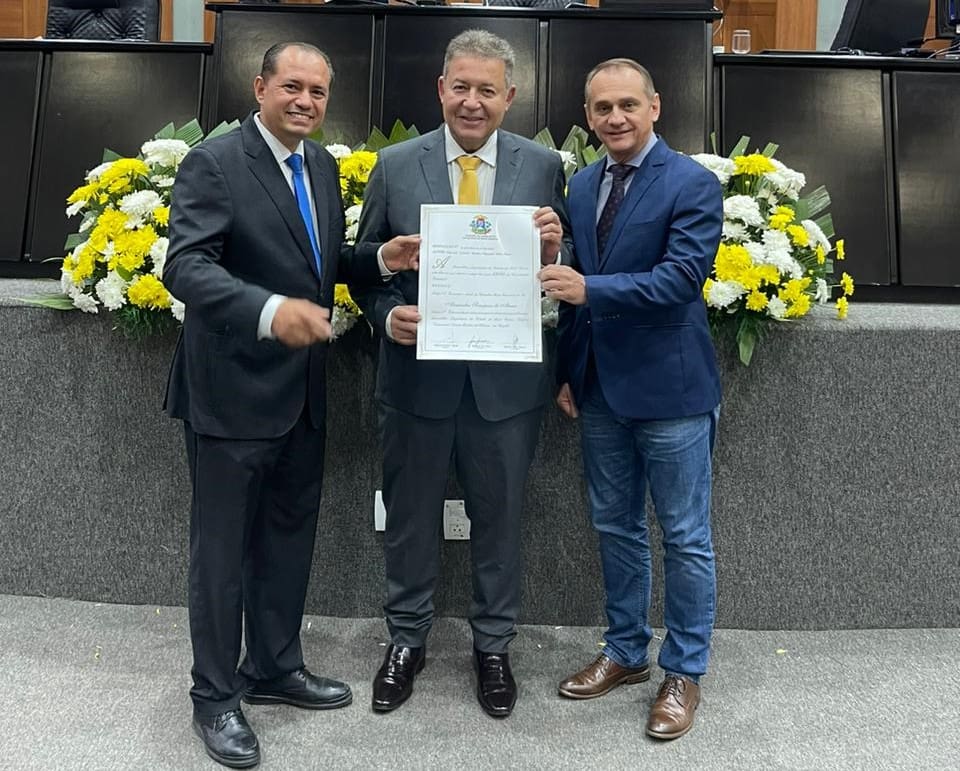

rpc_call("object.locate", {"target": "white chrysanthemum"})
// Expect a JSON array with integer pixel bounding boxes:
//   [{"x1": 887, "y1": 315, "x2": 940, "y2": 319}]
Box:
[
  {"x1": 802, "y1": 219, "x2": 831, "y2": 253},
  {"x1": 691, "y1": 153, "x2": 736, "y2": 185},
  {"x1": 815, "y1": 278, "x2": 830, "y2": 304},
  {"x1": 140, "y1": 139, "x2": 191, "y2": 168},
  {"x1": 79, "y1": 214, "x2": 96, "y2": 233},
  {"x1": 85, "y1": 162, "x2": 112, "y2": 182},
  {"x1": 119, "y1": 190, "x2": 163, "y2": 225},
  {"x1": 325, "y1": 144, "x2": 352, "y2": 159},
  {"x1": 345, "y1": 203, "x2": 362, "y2": 224},
  {"x1": 66, "y1": 200, "x2": 87, "y2": 217},
  {"x1": 66, "y1": 282, "x2": 99, "y2": 313},
  {"x1": 540, "y1": 294, "x2": 559, "y2": 329},
  {"x1": 759, "y1": 230, "x2": 804, "y2": 279},
  {"x1": 171, "y1": 297, "x2": 185, "y2": 322},
  {"x1": 705, "y1": 279, "x2": 745, "y2": 309},
  {"x1": 95, "y1": 271, "x2": 128, "y2": 311},
  {"x1": 722, "y1": 220, "x2": 747, "y2": 241},
  {"x1": 150, "y1": 237, "x2": 169, "y2": 277},
  {"x1": 766, "y1": 295, "x2": 787, "y2": 319},
  {"x1": 723, "y1": 195, "x2": 764, "y2": 227},
  {"x1": 345, "y1": 221, "x2": 359, "y2": 245},
  {"x1": 552, "y1": 149, "x2": 577, "y2": 174},
  {"x1": 151, "y1": 175, "x2": 176, "y2": 189},
  {"x1": 330, "y1": 306, "x2": 358, "y2": 338},
  {"x1": 60, "y1": 266, "x2": 75, "y2": 293},
  {"x1": 764, "y1": 158, "x2": 805, "y2": 200}
]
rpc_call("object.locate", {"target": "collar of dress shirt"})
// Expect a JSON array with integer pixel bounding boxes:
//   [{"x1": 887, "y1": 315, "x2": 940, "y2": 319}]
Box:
[
  {"x1": 443, "y1": 124, "x2": 498, "y2": 169},
  {"x1": 603, "y1": 132, "x2": 659, "y2": 175},
  {"x1": 254, "y1": 112, "x2": 306, "y2": 166}
]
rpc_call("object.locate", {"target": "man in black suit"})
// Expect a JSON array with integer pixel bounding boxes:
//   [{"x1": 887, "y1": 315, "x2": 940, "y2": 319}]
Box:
[
  {"x1": 351, "y1": 29, "x2": 570, "y2": 719},
  {"x1": 164, "y1": 42, "x2": 417, "y2": 768}
]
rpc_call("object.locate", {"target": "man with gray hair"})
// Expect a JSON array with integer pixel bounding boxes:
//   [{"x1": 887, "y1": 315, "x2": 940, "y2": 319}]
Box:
[{"x1": 351, "y1": 28, "x2": 571, "y2": 718}]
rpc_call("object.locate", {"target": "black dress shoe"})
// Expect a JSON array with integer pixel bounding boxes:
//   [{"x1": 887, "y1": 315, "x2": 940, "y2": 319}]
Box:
[
  {"x1": 192, "y1": 708, "x2": 260, "y2": 769},
  {"x1": 243, "y1": 667, "x2": 352, "y2": 710},
  {"x1": 372, "y1": 644, "x2": 425, "y2": 712},
  {"x1": 475, "y1": 649, "x2": 517, "y2": 718}
]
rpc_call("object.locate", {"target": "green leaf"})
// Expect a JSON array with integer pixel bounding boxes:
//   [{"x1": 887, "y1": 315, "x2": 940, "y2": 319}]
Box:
[
  {"x1": 795, "y1": 185, "x2": 831, "y2": 220},
  {"x1": 815, "y1": 213, "x2": 835, "y2": 240},
  {"x1": 16, "y1": 292, "x2": 76, "y2": 311},
  {"x1": 728, "y1": 135, "x2": 750, "y2": 158},
  {"x1": 761, "y1": 142, "x2": 778, "y2": 158},
  {"x1": 172, "y1": 119, "x2": 204, "y2": 146},
  {"x1": 560, "y1": 125, "x2": 589, "y2": 154},
  {"x1": 102, "y1": 148, "x2": 122, "y2": 163},
  {"x1": 203, "y1": 120, "x2": 240, "y2": 143},
  {"x1": 153, "y1": 122, "x2": 176, "y2": 140},
  {"x1": 363, "y1": 127, "x2": 391, "y2": 151},
  {"x1": 64, "y1": 232, "x2": 85, "y2": 250},
  {"x1": 387, "y1": 119, "x2": 416, "y2": 144},
  {"x1": 736, "y1": 320, "x2": 757, "y2": 366}
]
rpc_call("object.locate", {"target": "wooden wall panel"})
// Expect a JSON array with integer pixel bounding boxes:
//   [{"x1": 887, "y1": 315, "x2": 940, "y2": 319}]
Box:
[
  {"x1": 716, "y1": 0, "x2": 816, "y2": 52},
  {"x1": 0, "y1": 0, "x2": 24, "y2": 39}
]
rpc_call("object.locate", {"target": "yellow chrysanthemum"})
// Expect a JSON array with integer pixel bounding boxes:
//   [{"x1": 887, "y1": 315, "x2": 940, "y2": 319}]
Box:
[
  {"x1": 97, "y1": 158, "x2": 149, "y2": 189},
  {"x1": 334, "y1": 283, "x2": 360, "y2": 314},
  {"x1": 702, "y1": 277, "x2": 714, "y2": 302},
  {"x1": 836, "y1": 296, "x2": 848, "y2": 319},
  {"x1": 152, "y1": 206, "x2": 170, "y2": 227},
  {"x1": 127, "y1": 273, "x2": 171, "y2": 309},
  {"x1": 836, "y1": 239, "x2": 845, "y2": 260},
  {"x1": 745, "y1": 290, "x2": 768, "y2": 311},
  {"x1": 111, "y1": 226, "x2": 157, "y2": 274},
  {"x1": 815, "y1": 244, "x2": 826, "y2": 265},
  {"x1": 786, "y1": 224, "x2": 809, "y2": 247},
  {"x1": 756, "y1": 264, "x2": 780, "y2": 285},
  {"x1": 778, "y1": 277, "x2": 811, "y2": 304},
  {"x1": 73, "y1": 246, "x2": 97, "y2": 283},
  {"x1": 768, "y1": 205, "x2": 795, "y2": 231},
  {"x1": 66, "y1": 182, "x2": 99, "y2": 205},
  {"x1": 784, "y1": 293, "x2": 811, "y2": 319},
  {"x1": 338, "y1": 150, "x2": 377, "y2": 182},
  {"x1": 733, "y1": 153, "x2": 776, "y2": 176},
  {"x1": 91, "y1": 209, "x2": 130, "y2": 241},
  {"x1": 840, "y1": 272, "x2": 854, "y2": 297},
  {"x1": 713, "y1": 243, "x2": 753, "y2": 284}
]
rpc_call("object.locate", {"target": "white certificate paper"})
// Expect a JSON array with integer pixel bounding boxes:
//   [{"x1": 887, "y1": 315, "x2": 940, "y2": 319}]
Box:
[{"x1": 417, "y1": 205, "x2": 542, "y2": 362}]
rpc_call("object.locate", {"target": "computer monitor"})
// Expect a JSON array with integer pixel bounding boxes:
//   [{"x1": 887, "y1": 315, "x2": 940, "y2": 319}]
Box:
[
  {"x1": 830, "y1": 0, "x2": 930, "y2": 54},
  {"x1": 936, "y1": 0, "x2": 960, "y2": 38}
]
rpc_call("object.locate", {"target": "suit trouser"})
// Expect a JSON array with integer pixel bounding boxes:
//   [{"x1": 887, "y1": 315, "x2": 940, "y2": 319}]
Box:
[
  {"x1": 380, "y1": 379, "x2": 542, "y2": 653},
  {"x1": 184, "y1": 412, "x2": 325, "y2": 716}
]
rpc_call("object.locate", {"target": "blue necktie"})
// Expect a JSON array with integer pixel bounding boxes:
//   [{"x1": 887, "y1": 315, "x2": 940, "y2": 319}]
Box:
[
  {"x1": 596, "y1": 163, "x2": 635, "y2": 255},
  {"x1": 284, "y1": 153, "x2": 322, "y2": 276}
]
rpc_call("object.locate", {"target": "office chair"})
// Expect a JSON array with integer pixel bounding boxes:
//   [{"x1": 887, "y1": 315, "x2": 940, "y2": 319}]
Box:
[{"x1": 46, "y1": 0, "x2": 161, "y2": 41}]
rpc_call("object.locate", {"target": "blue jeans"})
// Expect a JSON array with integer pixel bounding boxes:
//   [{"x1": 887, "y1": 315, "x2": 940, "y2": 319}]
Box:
[{"x1": 580, "y1": 382, "x2": 718, "y2": 680}]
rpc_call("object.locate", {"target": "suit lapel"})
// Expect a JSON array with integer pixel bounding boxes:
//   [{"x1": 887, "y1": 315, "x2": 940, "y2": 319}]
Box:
[
  {"x1": 598, "y1": 140, "x2": 666, "y2": 270},
  {"x1": 492, "y1": 132, "x2": 522, "y2": 204},
  {"x1": 305, "y1": 142, "x2": 333, "y2": 281},
  {"x1": 242, "y1": 117, "x2": 321, "y2": 280},
  {"x1": 576, "y1": 161, "x2": 605, "y2": 273},
  {"x1": 419, "y1": 129, "x2": 454, "y2": 204}
]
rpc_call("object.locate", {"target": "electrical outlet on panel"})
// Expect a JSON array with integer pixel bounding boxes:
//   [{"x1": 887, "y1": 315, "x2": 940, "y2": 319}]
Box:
[
  {"x1": 374, "y1": 490, "x2": 386, "y2": 532},
  {"x1": 442, "y1": 499, "x2": 470, "y2": 540}
]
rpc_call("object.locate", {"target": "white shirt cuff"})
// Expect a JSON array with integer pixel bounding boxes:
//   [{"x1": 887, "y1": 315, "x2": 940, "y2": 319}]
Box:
[
  {"x1": 258, "y1": 294, "x2": 287, "y2": 340},
  {"x1": 377, "y1": 244, "x2": 396, "y2": 280}
]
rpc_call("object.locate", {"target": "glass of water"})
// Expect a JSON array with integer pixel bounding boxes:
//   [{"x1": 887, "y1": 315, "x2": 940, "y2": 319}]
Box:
[{"x1": 732, "y1": 29, "x2": 752, "y2": 54}]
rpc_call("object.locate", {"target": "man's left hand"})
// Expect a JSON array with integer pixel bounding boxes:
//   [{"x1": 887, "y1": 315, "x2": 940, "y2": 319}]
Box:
[
  {"x1": 538, "y1": 264, "x2": 587, "y2": 305},
  {"x1": 534, "y1": 207, "x2": 562, "y2": 266}
]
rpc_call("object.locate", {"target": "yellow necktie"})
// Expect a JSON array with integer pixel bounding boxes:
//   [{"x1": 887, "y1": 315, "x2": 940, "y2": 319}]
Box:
[{"x1": 456, "y1": 155, "x2": 482, "y2": 205}]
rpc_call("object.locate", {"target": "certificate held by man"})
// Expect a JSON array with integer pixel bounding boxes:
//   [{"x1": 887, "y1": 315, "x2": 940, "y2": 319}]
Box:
[{"x1": 417, "y1": 204, "x2": 542, "y2": 362}]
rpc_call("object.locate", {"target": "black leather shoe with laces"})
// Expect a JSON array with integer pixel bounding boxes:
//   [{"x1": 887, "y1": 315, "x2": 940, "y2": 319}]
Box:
[
  {"x1": 475, "y1": 649, "x2": 517, "y2": 718},
  {"x1": 192, "y1": 708, "x2": 260, "y2": 769},
  {"x1": 243, "y1": 667, "x2": 352, "y2": 710},
  {"x1": 371, "y1": 644, "x2": 425, "y2": 712}
]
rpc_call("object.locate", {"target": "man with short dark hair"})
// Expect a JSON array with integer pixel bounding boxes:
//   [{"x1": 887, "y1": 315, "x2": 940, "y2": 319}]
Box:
[
  {"x1": 351, "y1": 28, "x2": 571, "y2": 719},
  {"x1": 540, "y1": 57, "x2": 723, "y2": 740},
  {"x1": 164, "y1": 42, "x2": 417, "y2": 768}
]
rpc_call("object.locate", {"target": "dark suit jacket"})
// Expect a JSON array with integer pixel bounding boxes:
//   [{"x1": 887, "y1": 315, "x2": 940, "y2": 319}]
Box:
[
  {"x1": 163, "y1": 114, "x2": 378, "y2": 439},
  {"x1": 557, "y1": 138, "x2": 723, "y2": 420},
  {"x1": 350, "y1": 127, "x2": 571, "y2": 422}
]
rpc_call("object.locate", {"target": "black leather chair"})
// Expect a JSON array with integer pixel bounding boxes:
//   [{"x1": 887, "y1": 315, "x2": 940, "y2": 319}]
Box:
[{"x1": 46, "y1": 0, "x2": 160, "y2": 41}]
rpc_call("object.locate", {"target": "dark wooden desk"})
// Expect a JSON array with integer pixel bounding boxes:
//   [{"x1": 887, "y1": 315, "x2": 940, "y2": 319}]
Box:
[{"x1": 716, "y1": 53, "x2": 960, "y2": 293}]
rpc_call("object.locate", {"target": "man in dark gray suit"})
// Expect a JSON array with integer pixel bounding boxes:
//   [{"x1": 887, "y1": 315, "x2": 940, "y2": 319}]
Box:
[
  {"x1": 164, "y1": 42, "x2": 417, "y2": 768},
  {"x1": 351, "y1": 29, "x2": 571, "y2": 719}
]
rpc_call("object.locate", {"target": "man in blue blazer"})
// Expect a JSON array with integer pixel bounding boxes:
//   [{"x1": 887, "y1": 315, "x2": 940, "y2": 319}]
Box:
[
  {"x1": 539, "y1": 58, "x2": 723, "y2": 740},
  {"x1": 164, "y1": 42, "x2": 416, "y2": 768},
  {"x1": 351, "y1": 29, "x2": 570, "y2": 719}
]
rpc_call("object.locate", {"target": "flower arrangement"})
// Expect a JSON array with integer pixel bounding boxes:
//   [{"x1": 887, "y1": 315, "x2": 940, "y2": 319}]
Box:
[
  {"x1": 30, "y1": 120, "x2": 237, "y2": 337},
  {"x1": 692, "y1": 137, "x2": 853, "y2": 365}
]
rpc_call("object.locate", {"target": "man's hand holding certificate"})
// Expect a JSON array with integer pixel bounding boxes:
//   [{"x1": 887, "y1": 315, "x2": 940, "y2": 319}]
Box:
[{"x1": 417, "y1": 205, "x2": 543, "y2": 362}]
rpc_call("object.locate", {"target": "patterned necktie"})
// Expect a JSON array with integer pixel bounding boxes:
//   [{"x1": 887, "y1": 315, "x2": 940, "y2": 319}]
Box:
[
  {"x1": 456, "y1": 155, "x2": 482, "y2": 205},
  {"x1": 284, "y1": 153, "x2": 322, "y2": 276},
  {"x1": 596, "y1": 163, "x2": 635, "y2": 255}
]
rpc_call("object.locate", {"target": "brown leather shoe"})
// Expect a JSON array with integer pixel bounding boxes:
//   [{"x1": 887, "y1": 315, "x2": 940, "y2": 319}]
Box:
[
  {"x1": 646, "y1": 674, "x2": 700, "y2": 739},
  {"x1": 558, "y1": 653, "x2": 650, "y2": 699}
]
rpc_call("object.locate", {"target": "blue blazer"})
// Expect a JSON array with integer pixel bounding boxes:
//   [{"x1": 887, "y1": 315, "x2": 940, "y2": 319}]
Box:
[{"x1": 557, "y1": 137, "x2": 723, "y2": 420}]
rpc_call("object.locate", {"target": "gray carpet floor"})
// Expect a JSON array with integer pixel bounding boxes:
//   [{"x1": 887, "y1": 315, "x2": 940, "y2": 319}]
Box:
[{"x1": 0, "y1": 594, "x2": 957, "y2": 770}]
